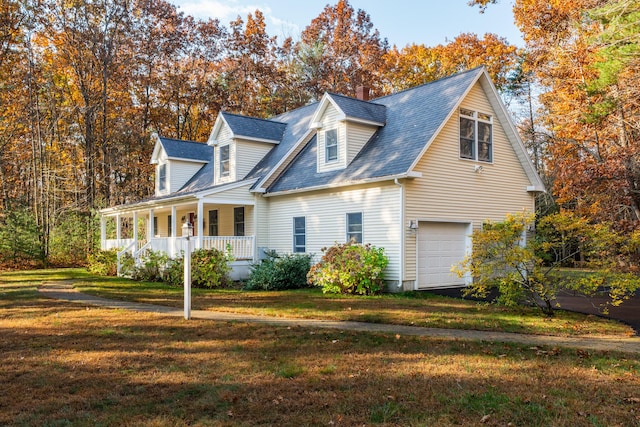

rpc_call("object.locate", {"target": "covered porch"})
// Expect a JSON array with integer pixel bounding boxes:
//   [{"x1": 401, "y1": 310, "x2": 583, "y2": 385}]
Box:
[{"x1": 100, "y1": 196, "x2": 257, "y2": 280}]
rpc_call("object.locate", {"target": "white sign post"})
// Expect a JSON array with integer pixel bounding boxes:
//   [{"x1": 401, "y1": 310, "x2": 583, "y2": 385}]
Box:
[{"x1": 182, "y1": 222, "x2": 193, "y2": 320}]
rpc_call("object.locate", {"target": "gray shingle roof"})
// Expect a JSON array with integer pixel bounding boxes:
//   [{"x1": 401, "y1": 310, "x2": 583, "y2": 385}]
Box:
[
  {"x1": 222, "y1": 112, "x2": 287, "y2": 142},
  {"x1": 267, "y1": 67, "x2": 483, "y2": 193},
  {"x1": 327, "y1": 92, "x2": 386, "y2": 124},
  {"x1": 150, "y1": 67, "x2": 482, "y2": 199},
  {"x1": 160, "y1": 137, "x2": 213, "y2": 162}
]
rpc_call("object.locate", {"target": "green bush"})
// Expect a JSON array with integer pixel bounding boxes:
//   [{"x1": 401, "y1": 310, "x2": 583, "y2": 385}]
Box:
[
  {"x1": 244, "y1": 250, "x2": 313, "y2": 290},
  {"x1": 87, "y1": 249, "x2": 118, "y2": 276},
  {"x1": 307, "y1": 241, "x2": 388, "y2": 295},
  {"x1": 130, "y1": 250, "x2": 170, "y2": 282},
  {"x1": 164, "y1": 248, "x2": 233, "y2": 288}
]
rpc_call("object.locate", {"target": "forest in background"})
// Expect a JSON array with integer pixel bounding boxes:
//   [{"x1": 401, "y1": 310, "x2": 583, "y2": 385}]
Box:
[{"x1": 0, "y1": 0, "x2": 638, "y2": 267}]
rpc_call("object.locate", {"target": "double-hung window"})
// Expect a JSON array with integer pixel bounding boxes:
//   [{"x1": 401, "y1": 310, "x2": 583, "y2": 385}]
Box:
[
  {"x1": 153, "y1": 216, "x2": 158, "y2": 237},
  {"x1": 168, "y1": 215, "x2": 172, "y2": 237},
  {"x1": 158, "y1": 164, "x2": 167, "y2": 191},
  {"x1": 208, "y1": 210, "x2": 218, "y2": 236},
  {"x1": 220, "y1": 145, "x2": 230, "y2": 176},
  {"x1": 459, "y1": 108, "x2": 492, "y2": 162},
  {"x1": 234, "y1": 207, "x2": 244, "y2": 236},
  {"x1": 346, "y1": 212, "x2": 363, "y2": 244},
  {"x1": 325, "y1": 128, "x2": 338, "y2": 162},
  {"x1": 293, "y1": 217, "x2": 306, "y2": 253}
]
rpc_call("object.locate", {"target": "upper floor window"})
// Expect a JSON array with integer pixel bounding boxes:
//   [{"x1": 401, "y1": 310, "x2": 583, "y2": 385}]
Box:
[
  {"x1": 293, "y1": 216, "x2": 306, "y2": 253},
  {"x1": 460, "y1": 108, "x2": 492, "y2": 162},
  {"x1": 325, "y1": 128, "x2": 338, "y2": 162},
  {"x1": 346, "y1": 212, "x2": 363, "y2": 244},
  {"x1": 220, "y1": 145, "x2": 230, "y2": 176},
  {"x1": 234, "y1": 207, "x2": 244, "y2": 236},
  {"x1": 158, "y1": 163, "x2": 167, "y2": 191}
]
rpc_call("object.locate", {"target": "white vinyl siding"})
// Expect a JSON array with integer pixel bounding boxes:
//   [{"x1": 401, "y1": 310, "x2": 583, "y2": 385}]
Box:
[
  {"x1": 235, "y1": 139, "x2": 274, "y2": 179},
  {"x1": 403, "y1": 81, "x2": 535, "y2": 282},
  {"x1": 267, "y1": 182, "x2": 401, "y2": 279},
  {"x1": 346, "y1": 122, "x2": 377, "y2": 164},
  {"x1": 169, "y1": 160, "x2": 204, "y2": 194},
  {"x1": 317, "y1": 104, "x2": 346, "y2": 172}
]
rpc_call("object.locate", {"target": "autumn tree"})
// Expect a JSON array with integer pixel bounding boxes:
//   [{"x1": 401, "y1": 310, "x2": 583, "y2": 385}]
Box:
[
  {"x1": 382, "y1": 33, "x2": 519, "y2": 92},
  {"x1": 297, "y1": 0, "x2": 389, "y2": 100}
]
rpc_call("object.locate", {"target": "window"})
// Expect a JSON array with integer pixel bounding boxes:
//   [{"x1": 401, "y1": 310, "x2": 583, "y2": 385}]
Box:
[
  {"x1": 220, "y1": 145, "x2": 230, "y2": 176},
  {"x1": 325, "y1": 128, "x2": 338, "y2": 162},
  {"x1": 158, "y1": 164, "x2": 167, "y2": 191},
  {"x1": 459, "y1": 108, "x2": 492, "y2": 162},
  {"x1": 168, "y1": 215, "x2": 172, "y2": 237},
  {"x1": 153, "y1": 216, "x2": 158, "y2": 237},
  {"x1": 293, "y1": 217, "x2": 306, "y2": 253},
  {"x1": 234, "y1": 207, "x2": 244, "y2": 236},
  {"x1": 208, "y1": 210, "x2": 218, "y2": 236},
  {"x1": 346, "y1": 212, "x2": 363, "y2": 243}
]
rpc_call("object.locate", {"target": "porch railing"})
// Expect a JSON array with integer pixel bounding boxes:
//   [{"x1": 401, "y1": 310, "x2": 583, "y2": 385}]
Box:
[
  {"x1": 105, "y1": 236, "x2": 255, "y2": 262},
  {"x1": 200, "y1": 236, "x2": 254, "y2": 260}
]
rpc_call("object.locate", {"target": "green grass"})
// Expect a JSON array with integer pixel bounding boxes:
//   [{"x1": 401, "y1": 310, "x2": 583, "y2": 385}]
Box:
[
  {"x1": 59, "y1": 268, "x2": 636, "y2": 338},
  {"x1": 2, "y1": 267, "x2": 640, "y2": 426}
]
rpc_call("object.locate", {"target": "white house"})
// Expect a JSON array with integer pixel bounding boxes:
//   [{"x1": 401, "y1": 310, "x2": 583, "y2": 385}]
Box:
[{"x1": 99, "y1": 67, "x2": 545, "y2": 290}]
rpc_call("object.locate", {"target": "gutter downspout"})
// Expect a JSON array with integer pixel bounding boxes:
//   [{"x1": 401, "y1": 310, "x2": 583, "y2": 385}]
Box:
[{"x1": 394, "y1": 178, "x2": 404, "y2": 289}]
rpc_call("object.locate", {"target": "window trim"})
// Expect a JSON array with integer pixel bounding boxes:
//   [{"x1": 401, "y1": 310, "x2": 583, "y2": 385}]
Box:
[
  {"x1": 158, "y1": 163, "x2": 167, "y2": 191},
  {"x1": 208, "y1": 209, "x2": 218, "y2": 236},
  {"x1": 234, "y1": 206, "x2": 245, "y2": 237},
  {"x1": 346, "y1": 212, "x2": 363, "y2": 244},
  {"x1": 220, "y1": 145, "x2": 230, "y2": 177},
  {"x1": 325, "y1": 128, "x2": 338, "y2": 163},
  {"x1": 459, "y1": 108, "x2": 493, "y2": 163},
  {"x1": 293, "y1": 216, "x2": 306, "y2": 253}
]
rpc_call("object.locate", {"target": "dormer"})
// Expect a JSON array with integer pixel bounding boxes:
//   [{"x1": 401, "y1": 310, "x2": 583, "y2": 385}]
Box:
[
  {"x1": 150, "y1": 134, "x2": 213, "y2": 196},
  {"x1": 208, "y1": 112, "x2": 286, "y2": 185},
  {"x1": 310, "y1": 92, "x2": 386, "y2": 173}
]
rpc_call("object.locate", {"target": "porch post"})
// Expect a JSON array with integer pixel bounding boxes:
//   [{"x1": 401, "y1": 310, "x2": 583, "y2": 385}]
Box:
[
  {"x1": 100, "y1": 215, "x2": 106, "y2": 250},
  {"x1": 197, "y1": 199, "x2": 203, "y2": 249},
  {"x1": 148, "y1": 209, "x2": 155, "y2": 239},
  {"x1": 133, "y1": 211, "x2": 139, "y2": 250},
  {"x1": 116, "y1": 214, "x2": 121, "y2": 245},
  {"x1": 171, "y1": 206, "x2": 177, "y2": 258}
]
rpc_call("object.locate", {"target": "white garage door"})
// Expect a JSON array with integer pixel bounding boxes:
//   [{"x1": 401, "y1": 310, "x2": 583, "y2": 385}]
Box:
[{"x1": 417, "y1": 221, "x2": 469, "y2": 289}]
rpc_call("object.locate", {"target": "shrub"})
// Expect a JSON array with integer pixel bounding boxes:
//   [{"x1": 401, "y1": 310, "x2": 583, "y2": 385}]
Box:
[
  {"x1": 87, "y1": 249, "x2": 118, "y2": 276},
  {"x1": 307, "y1": 241, "x2": 388, "y2": 295},
  {"x1": 244, "y1": 250, "x2": 313, "y2": 290},
  {"x1": 130, "y1": 250, "x2": 170, "y2": 282},
  {"x1": 164, "y1": 248, "x2": 233, "y2": 288}
]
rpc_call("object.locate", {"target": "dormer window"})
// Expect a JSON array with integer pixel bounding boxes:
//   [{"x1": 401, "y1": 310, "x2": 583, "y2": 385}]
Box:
[
  {"x1": 325, "y1": 128, "x2": 338, "y2": 162},
  {"x1": 460, "y1": 108, "x2": 492, "y2": 162},
  {"x1": 220, "y1": 145, "x2": 230, "y2": 176},
  {"x1": 158, "y1": 163, "x2": 167, "y2": 191}
]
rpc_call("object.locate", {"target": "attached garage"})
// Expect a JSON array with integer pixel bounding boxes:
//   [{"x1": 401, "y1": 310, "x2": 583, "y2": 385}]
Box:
[{"x1": 416, "y1": 221, "x2": 471, "y2": 289}]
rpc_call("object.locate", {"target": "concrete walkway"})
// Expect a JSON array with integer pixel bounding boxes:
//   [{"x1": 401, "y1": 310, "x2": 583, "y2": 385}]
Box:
[{"x1": 38, "y1": 282, "x2": 640, "y2": 355}]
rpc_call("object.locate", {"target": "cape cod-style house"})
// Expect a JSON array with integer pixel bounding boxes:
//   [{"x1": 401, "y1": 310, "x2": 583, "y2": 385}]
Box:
[{"x1": 99, "y1": 67, "x2": 545, "y2": 290}]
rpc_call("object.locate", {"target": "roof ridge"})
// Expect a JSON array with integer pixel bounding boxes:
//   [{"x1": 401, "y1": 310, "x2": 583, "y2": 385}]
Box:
[
  {"x1": 158, "y1": 136, "x2": 206, "y2": 145},
  {"x1": 372, "y1": 66, "x2": 485, "y2": 102},
  {"x1": 222, "y1": 111, "x2": 287, "y2": 125}
]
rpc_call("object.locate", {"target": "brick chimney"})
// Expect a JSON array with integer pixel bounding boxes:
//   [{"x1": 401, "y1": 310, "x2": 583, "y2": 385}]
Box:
[{"x1": 356, "y1": 85, "x2": 370, "y2": 101}]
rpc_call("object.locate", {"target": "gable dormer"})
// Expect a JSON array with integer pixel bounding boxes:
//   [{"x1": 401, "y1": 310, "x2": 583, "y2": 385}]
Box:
[
  {"x1": 150, "y1": 134, "x2": 212, "y2": 196},
  {"x1": 310, "y1": 93, "x2": 386, "y2": 173},
  {"x1": 208, "y1": 112, "x2": 286, "y2": 185}
]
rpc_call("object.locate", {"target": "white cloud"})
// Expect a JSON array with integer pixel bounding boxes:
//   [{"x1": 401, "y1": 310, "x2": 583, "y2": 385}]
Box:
[{"x1": 173, "y1": 0, "x2": 270, "y2": 23}]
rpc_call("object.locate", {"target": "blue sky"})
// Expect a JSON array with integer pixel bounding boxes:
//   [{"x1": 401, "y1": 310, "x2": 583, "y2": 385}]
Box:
[{"x1": 171, "y1": 0, "x2": 522, "y2": 48}]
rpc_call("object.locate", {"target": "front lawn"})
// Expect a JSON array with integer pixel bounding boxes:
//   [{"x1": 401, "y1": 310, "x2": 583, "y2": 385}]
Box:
[
  {"x1": 1, "y1": 268, "x2": 639, "y2": 426},
  {"x1": 57, "y1": 268, "x2": 636, "y2": 337}
]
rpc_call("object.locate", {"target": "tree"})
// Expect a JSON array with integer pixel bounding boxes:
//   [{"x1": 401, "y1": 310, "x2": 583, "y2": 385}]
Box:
[
  {"x1": 297, "y1": 0, "x2": 389, "y2": 100},
  {"x1": 382, "y1": 33, "x2": 519, "y2": 92},
  {"x1": 453, "y1": 211, "x2": 640, "y2": 316}
]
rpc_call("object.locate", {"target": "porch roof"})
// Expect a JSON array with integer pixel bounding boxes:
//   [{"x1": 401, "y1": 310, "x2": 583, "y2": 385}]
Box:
[{"x1": 99, "y1": 178, "x2": 258, "y2": 216}]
